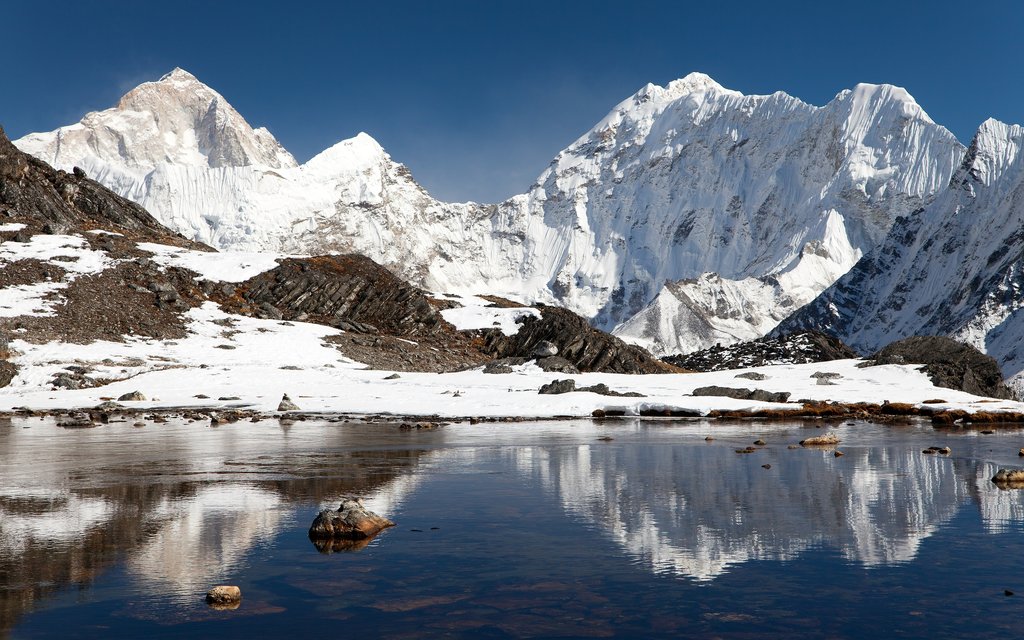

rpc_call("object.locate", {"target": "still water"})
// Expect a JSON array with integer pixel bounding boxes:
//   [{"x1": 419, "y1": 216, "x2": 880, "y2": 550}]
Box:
[{"x1": 2, "y1": 416, "x2": 1024, "y2": 638}]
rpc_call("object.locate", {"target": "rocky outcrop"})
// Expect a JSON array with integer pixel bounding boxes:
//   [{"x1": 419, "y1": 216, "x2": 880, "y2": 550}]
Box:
[
  {"x1": 308, "y1": 497, "x2": 394, "y2": 541},
  {"x1": 483, "y1": 305, "x2": 677, "y2": 374},
  {"x1": 869, "y1": 336, "x2": 1015, "y2": 400},
  {"x1": 219, "y1": 255, "x2": 451, "y2": 338},
  {"x1": 665, "y1": 331, "x2": 858, "y2": 372}
]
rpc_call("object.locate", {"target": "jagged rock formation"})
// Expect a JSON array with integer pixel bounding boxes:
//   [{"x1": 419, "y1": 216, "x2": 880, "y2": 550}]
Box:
[
  {"x1": 868, "y1": 336, "x2": 1015, "y2": 400},
  {"x1": 219, "y1": 255, "x2": 451, "y2": 337},
  {"x1": 664, "y1": 331, "x2": 858, "y2": 372},
  {"x1": 482, "y1": 306, "x2": 677, "y2": 374},
  {"x1": 778, "y1": 119, "x2": 1024, "y2": 393},
  {"x1": 15, "y1": 70, "x2": 963, "y2": 356}
]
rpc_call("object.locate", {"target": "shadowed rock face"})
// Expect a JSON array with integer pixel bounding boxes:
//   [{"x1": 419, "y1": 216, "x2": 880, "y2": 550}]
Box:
[
  {"x1": 482, "y1": 306, "x2": 677, "y2": 375},
  {"x1": 870, "y1": 336, "x2": 1015, "y2": 400},
  {"x1": 0, "y1": 125, "x2": 203, "y2": 247}
]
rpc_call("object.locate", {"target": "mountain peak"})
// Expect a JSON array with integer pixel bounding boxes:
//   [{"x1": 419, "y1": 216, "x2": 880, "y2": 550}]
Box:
[{"x1": 158, "y1": 67, "x2": 201, "y2": 83}]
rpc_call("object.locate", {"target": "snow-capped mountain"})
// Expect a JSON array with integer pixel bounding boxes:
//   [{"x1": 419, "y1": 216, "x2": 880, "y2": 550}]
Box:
[
  {"x1": 15, "y1": 69, "x2": 964, "y2": 354},
  {"x1": 778, "y1": 118, "x2": 1024, "y2": 393}
]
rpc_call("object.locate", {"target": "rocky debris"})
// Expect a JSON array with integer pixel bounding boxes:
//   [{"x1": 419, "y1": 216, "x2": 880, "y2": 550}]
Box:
[
  {"x1": 992, "y1": 469, "x2": 1024, "y2": 485},
  {"x1": 922, "y1": 446, "x2": 951, "y2": 455},
  {"x1": 753, "y1": 439, "x2": 766, "y2": 446},
  {"x1": 51, "y1": 371, "x2": 99, "y2": 390},
  {"x1": 868, "y1": 336, "x2": 1015, "y2": 400},
  {"x1": 5, "y1": 259, "x2": 206, "y2": 344},
  {"x1": 538, "y1": 379, "x2": 645, "y2": 397},
  {"x1": 665, "y1": 331, "x2": 858, "y2": 372},
  {"x1": 691, "y1": 386, "x2": 791, "y2": 403},
  {"x1": 383, "y1": 373, "x2": 401, "y2": 380},
  {"x1": 326, "y1": 332, "x2": 487, "y2": 373},
  {"x1": 482, "y1": 305, "x2": 678, "y2": 374},
  {"x1": 205, "y1": 585, "x2": 242, "y2": 607},
  {"x1": 277, "y1": 394, "x2": 300, "y2": 411},
  {"x1": 308, "y1": 497, "x2": 395, "y2": 541},
  {"x1": 735, "y1": 372, "x2": 767, "y2": 380},
  {"x1": 117, "y1": 391, "x2": 146, "y2": 402},
  {"x1": 800, "y1": 433, "x2": 840, "y2": 446},
  {"x1": 735, "y1": 447, "x2": 757, "y2": 454},
  {"x1": 0, "y1": 125, "x2": 203, "y2": 247},
  {"x1": 0, "y1": 361, "x2": 16, "y2": 388},
  {"x1": 535, "y1": 356, "x2": 580, "y2": 374},
  {"x1": 95, "y1": 401, "x2": 124, "y2": 412}
]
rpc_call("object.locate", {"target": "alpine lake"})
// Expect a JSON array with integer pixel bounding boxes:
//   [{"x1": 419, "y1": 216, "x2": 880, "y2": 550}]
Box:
[{"x1": 3, "y1": 415, "x2": 1024, "y2": 638}]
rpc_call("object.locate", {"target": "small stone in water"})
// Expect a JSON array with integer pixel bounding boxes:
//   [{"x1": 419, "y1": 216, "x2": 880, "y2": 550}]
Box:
[
  {"x1": 754, "y1": 439, "x2": 765, "y2": 446},
  {"x1": 206, "y1": 585, "x2": 241, "y2": 606}
]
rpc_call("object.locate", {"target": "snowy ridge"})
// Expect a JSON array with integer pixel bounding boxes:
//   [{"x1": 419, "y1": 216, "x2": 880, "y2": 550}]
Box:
[
  {"x1": 15, "y1": 70, "x2": 964, "y2": 354},
  {"x1": 778, "y1": 119, "x2": 1024, "y2": 393}
]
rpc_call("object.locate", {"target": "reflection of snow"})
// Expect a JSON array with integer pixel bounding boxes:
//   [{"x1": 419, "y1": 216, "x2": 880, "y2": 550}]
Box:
[
  {"x1": 0, "y1": 490, "x2": 113, "y2": 552},
  {"x1": 126, "y1": 484, "x2": 284, "y2": 596},
  {"x1": 511, "y1": 444, "x2": 970, "y2": 581},
  {"x1": 974, "y1": 463, "x2": 1024, "y2": 533}
]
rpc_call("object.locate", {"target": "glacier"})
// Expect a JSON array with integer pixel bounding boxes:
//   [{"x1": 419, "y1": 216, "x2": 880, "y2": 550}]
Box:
[{"x1": 15, "y1": 68, "x2": 964, "y2": 355}]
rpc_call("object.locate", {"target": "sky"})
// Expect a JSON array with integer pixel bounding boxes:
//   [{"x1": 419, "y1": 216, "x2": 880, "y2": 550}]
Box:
[{"x1": 4, "y1": 0, "x2": 1023, "y2": 203}]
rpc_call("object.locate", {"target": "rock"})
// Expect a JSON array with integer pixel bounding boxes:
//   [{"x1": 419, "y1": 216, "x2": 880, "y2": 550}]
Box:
[
  {"x1": 871, "y1": 336, "x2": 1015, "y2": 400},
  {"x1": 539, "y1": 379, "x2": 576, "y2": 395},
  {"x1": 72, "y1": 166, "x2": 87, "y2": 179},
  {"x1": 308, "y1": 497, "x2": 395, "y2": 540},
  {"x1": 94, "y1": 401, "x2": 124, "y2": 411},
  {"x1": 800, "y1": 432, "x2": 840, "y2": 446},
  {"x1": 206, "y1": 585, "x2": 242, "y2": 606},
  {"x1": 532, "y1": 340, "x2": 559, "y2": 357},
  {"x1": 278, "y1": 394, "x2": 300, "y2": 411},
  {"x1": 762, "y1": 464, "x2": 772, "y2": 469},
  {"x1": 834, "y1": 450, "x2": 845, "y2": 457},
  {"x1": 993, "y1": 469, "x2": 1024, "y2": 485},
  {"x1": 258, "y1": 302, "x2": 283, "y2": 320},
  {"x1": 666, "y1": 330, "x2": 859, "y2": 372},
  {"x1": 535, "y1": 356, "x2": 580, "y2": 374},
  {"x1": 384, "y1": 373, "x2": 401, "y2": 380},
  {"x1": 1018, "y1": 448, "x2": 1024, "y2": 457},
  {"x1": 735, "y1": 447, "x2": 757, "y2": 454},
  {"x1": 735, "y1": 372, "x2": 767, "y2": 380},
  {"x1": 117, "y1": 391, "x2": 146, "y2": 401},
  {"x1": 811, "y1": 371, "x2": 843, "y2": 380},
  {"x1": 692, "y1": 386, "x2": 791, "y2": 403},
  {"x1": 0, "y1": 361, "x2": 17, "y2": 388},
  {"x1": 704, "y1": 436, "x2": 715, "y2": 441},
  {"x1": 482, "y1": 305, "x2": 676, "y2": 374},
  {"x1": 596, "y1": 436, "x2": 614, "y2": 442},
  {"x1": 753, "y1": 439, "x2": 766, "y2": 446}
]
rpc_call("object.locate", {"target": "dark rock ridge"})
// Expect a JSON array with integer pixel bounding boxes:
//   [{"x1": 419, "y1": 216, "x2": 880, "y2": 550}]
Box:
[
  {"x1": 868, "y1": 336, "x2": 1015, "y2": 400},
  {"x1": 482, "y1": 305, "x2": 678, "y2": 375},
  {"x1": 0, "y1": 125, "x2": 203, "y2": 247},
  {"x1": 665, "y1": 331, "x2": 858, "y2": 372},
  {"x1": 217, "y1": 255, "x2": 451, "y2": 337}
]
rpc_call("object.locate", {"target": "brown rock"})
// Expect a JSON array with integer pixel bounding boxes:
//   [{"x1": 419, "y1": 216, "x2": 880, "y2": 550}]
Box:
[
  {"x1": 206, "y1": 585, "x2": 242, "y2": 606},
  {"x1": 309, "y1": 497, "x2": 395, "y2": 541},
  {"x1": 800, "y1": 433, "x2": 840, "y2": 446}
]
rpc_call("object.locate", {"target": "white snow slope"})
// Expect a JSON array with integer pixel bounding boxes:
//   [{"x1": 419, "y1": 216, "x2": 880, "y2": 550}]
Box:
[
  {"x1": 15, "y1": 69, "x2": 964, "y2": 355},
  {"x1": 778, "y1": 119, "x2": 1024, "y2": 395}
]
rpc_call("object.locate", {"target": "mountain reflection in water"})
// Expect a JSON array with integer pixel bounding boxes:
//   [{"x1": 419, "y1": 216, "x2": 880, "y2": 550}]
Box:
[{"x1": 1, "y1": 417, "x2": 1024, "y2": 636}]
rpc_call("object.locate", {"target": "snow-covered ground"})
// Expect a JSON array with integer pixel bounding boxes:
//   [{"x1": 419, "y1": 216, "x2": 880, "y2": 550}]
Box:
[{"x1": 3, "y1": 299, "x2": 1021, "y2": 418}]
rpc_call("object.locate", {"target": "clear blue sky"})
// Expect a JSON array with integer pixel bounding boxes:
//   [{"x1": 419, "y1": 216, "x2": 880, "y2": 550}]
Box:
[{"x1": 4, "y1": 0, "x2": 1022, "y2": 203}]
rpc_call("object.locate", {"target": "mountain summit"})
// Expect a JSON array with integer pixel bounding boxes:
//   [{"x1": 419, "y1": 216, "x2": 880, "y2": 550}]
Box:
[{"x1": 18, "y1": 67, "x2": 296, "y2": 173}]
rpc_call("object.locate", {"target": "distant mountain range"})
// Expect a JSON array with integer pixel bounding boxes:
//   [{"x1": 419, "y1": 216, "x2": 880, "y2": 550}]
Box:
[{"x1": 15, "y1": 68, "x2": 1023, "y2": 390}]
